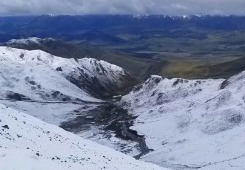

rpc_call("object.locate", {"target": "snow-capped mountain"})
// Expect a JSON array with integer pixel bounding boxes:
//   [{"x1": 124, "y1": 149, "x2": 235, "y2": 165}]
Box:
[
  {"x1": 0, "y1": 103, "x2": 168, "y2": 170},
  {"x1": 121, "y1": 73, "x2": 245, "y2": 169},
  {"x1": 6, "y1": 37, "x2": 52, "y2": 45},
  {"x1": 0, "y1": 46, "x2": 133, "y2": 101}
]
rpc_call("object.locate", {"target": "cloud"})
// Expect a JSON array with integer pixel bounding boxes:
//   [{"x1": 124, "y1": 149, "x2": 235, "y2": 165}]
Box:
[{"x1": 0, "y1": 0, "x2": 245, "y2": 16}]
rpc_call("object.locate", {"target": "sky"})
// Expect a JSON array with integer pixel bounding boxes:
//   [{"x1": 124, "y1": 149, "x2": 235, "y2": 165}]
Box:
[{"x1": 1, "y1": 0, "x2": 245, "y2": 16}]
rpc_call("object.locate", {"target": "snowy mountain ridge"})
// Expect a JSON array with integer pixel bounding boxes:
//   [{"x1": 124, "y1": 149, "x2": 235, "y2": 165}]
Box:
[
  {"x1": 121, "y1": 73, "x2": 245, "y2": 169},
  {"x1": 0, "y1": 46, "x2": 130, "y2": 102}
]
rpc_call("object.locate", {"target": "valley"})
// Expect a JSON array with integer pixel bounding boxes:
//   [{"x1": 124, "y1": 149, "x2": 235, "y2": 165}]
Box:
[{"x1": 0, "y1": 46, "x2": 152, "y2": 163}]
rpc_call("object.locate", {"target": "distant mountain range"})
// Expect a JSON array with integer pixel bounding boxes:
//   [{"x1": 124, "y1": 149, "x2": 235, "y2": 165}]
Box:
[{"x1": 1, "y1": 15, "x2": 245, "y2": 42}]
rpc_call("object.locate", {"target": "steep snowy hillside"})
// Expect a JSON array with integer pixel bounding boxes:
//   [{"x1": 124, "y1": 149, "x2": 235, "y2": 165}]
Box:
[
  {"x1": 0, "y1": 104, "x2": 168, "y2": 170},
  {"x1": 0, "y1": 46, "x2": 133, "y2": 100},
  {"x1": 121, "y1": 74, "x2": 245, "y2": 169},
  {"x1": 0, "y1": 47, "x2": 97, "y2": 103}
]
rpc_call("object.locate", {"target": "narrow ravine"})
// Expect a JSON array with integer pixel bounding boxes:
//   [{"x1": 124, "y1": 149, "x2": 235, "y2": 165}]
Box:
[
  {"x1": 120, "y1": 122, "x2": 153, "y2": 159},
  {"x1": 60, "y1": 102, "x2": 152, "y2": 159}
]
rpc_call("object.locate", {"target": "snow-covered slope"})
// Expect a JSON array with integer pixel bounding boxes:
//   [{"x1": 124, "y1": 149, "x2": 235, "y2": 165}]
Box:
[
  {"x1": 0, "y1": 103, "x2": 168, "y2": 170},
  {"x1": 121, "y1": 73, "x2": 245, "y2": 169},
  {"x1": 0, "y1": 46, "x2": 131, "y2": 101}
]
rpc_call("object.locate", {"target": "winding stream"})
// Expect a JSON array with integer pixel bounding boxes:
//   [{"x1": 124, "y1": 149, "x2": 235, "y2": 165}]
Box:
[{"x1": 60, "y1": 102, "x2": 152, "y2": 159}]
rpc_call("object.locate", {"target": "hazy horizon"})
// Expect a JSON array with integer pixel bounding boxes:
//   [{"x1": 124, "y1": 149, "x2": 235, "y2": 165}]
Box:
[{"x1": 1, "y1": 0, "x2": 245, "y2": 16}]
